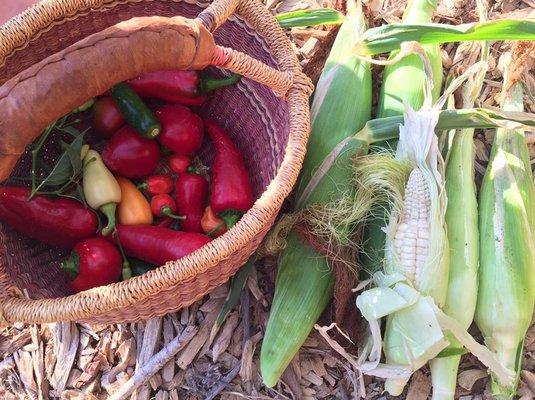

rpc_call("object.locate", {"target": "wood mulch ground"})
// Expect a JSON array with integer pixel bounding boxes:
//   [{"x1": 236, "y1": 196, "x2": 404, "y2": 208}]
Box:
[{"x1": 0, "y1": 0, "x2": 534, "y2": 399}]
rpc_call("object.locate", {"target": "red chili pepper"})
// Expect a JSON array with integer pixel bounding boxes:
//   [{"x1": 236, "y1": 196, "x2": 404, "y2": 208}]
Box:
[
  {"x1": 113, "y1": 225, "x2": 211, "y2": 265},
  {"x1": 91, "y1": 97, "x2": 125, "y2": 138},
  {"x1": 156, "y1": 217, "x2": 173, "y2": 228},
  {"x1": 102, "y1": 126, "x2": 160, "y2": 178},
  {"x1": 168, "y1": 154, "x2": 191, "y2": 174},
  {"x1": 205, "y1": 120, "x2": 254, "y2": 228},
  {"x1": 62, "y1": 238, "x2": 122, "y2": 293},
  {"x1": 175, "y1": 172, "x2": 208, "y2": 233},
  {"x1": 127, "y1": 70, "x2": 240, "y2": 106},
  {"x1": 0, "y1": 187, "x2": 98, "y2": 248},
  {"x1": 150, "y1": 194, "x2": 184, "y2": 220},
  {"x1": 138, "y1": 175, "x2": 174, "y2": 195},
  {"x1": 155, "y1": 104, "x2": 204, "y2": 156}
]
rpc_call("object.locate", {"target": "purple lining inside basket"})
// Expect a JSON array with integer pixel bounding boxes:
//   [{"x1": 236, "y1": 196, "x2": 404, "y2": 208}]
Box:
[{"x1": 0, "y1": 1, "x2": 290, "y2": 299}]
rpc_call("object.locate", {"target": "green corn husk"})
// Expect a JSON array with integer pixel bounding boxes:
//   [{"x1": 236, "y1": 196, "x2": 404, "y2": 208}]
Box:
[
  {"x1": 429, "y1": 10, "x2": 488, "y2": 394},
  {"x1": 361, "y1": 0, "x2": 442, "y2": 277},
  {"x1": 474, "y1": 52, "x2": 535, "y2": 399},
  {"x1": 260, "y1": 0, "x2": 372, "y2": 387}
]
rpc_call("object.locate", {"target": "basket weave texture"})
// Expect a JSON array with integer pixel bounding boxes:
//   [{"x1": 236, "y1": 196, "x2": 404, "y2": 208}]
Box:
[{"x1": 0, "y1": 0, "x2": 312, "y2": 326}]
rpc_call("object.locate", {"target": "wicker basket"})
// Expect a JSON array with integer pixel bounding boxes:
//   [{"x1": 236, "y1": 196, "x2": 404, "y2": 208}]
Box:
[{"x1": 0, "y1": 0, "x2": 313, "y2": 326}]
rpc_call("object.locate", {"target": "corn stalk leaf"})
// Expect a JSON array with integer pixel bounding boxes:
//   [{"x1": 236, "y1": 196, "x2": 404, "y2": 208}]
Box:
[
  {"x1": 275, "y1": 8, "x2": 344, "y2": 28},
  {"x1": 212, "y1": 255, "x2": 256, "y2": 335},
  {"x1": 356, "y1": 19, "x2": 535, "y2": 56},
  {"x1": 359, "y1": 108, "x2": 535, "y2": 145}
]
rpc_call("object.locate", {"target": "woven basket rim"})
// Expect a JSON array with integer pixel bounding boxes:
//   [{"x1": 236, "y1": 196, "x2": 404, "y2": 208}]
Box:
[{"x1": 0, "y1": 0, "x2": 311, "y2": 325}]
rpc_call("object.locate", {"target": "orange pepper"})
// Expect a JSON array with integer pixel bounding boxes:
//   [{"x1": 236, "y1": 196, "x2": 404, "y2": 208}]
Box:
[
  {"x1": 201, "y1": 206, "x2": 227, "y2": 237},
  {"x1": 116, "y1": 177, "x2": 153, "y2": 225}
]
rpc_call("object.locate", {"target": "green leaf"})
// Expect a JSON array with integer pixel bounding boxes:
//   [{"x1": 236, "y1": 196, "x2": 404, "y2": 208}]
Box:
[
  {"x1": 210, "y1": 256, "x2": 256, "y2": 341},
  {"x1": 357, "y1": 108, "x2": 535, "y2": 145},
  {"x1": 34, "y1": 134, "x2": 85, "y2": 192},
  {"x1": 356, "y1": 19, "x2": 535, "y2": 56},
  {"x1": 275, "y1": 9, "x2": 344, "y2": 29}
]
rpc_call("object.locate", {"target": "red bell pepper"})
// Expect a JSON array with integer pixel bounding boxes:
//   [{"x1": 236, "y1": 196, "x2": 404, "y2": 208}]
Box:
[
  {"x1": 138, "y1": 175, "x2": 174, "y2": 195},
  {"x1": 113, "y1": 225, "x2": 211, "y2": 265},
  {"x1": 102, "y1": 126, "x2": 160, "y2": 178},
  {"x1": 62, "y1": 238, "x2": 122, "y2": 293},
  {"x1": 91, "y1": 97, "x2": 125, "y2": 138},
  {"x1": 155, "y1": 104, "x2": 204, "y2": 156},
  {"x1": 0, "y1": 187, "x2": 98, "y2": 248},
  {"x1": 205, "y1": 120, "x2": 254, "y2": 228},
  {"x1": 175, "y1": 172, "x2": 208, "y2": 233},
  {"x1": 127, "y1": 70, "x2": 240, "y2": 106}
]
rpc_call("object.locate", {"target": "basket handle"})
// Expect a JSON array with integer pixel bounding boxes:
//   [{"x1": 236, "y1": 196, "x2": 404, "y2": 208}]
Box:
[
  {"x1": 197, "y1": 0, "x2": 241, "y2": 32},
  {"x1": 211, "y1": 45, "x2": 295, "y2": 97},
  {"x1": 196, "y1": 0, "x2": 313, "y2": 98}
]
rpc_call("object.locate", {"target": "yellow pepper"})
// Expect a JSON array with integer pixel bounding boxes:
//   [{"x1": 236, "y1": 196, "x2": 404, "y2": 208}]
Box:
[{"x1": 83, "y1": 149, "x2": 122, "y2": 236}]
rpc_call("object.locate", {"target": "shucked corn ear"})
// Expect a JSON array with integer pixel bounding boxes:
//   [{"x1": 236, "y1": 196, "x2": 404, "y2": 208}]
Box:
[
  {"x1": 260, "y1": 0, "x2": 372, "y2": 387},
  {"x1": 361, "y1": 0, "x2": 442, "y2": 276},
  {"x1": 474, "y1": 52, "x2": 535, "y2": 399},
  {"x1": 356, "y1": 103, "x2": 450, "y2": 394}
]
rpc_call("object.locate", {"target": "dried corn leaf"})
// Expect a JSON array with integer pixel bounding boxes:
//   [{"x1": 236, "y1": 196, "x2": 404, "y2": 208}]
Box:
[{"x1": 458, "y1": 369, "x2": 487, "y2": 391}]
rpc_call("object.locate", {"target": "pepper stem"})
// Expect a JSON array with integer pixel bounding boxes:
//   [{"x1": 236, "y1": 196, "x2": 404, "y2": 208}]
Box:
[
  {"x1": 100, "y1": 202, "x2": 118, "y2": 236},
  {"x1": 61, "y1": 253, "x2": 80, "y2": 279},
  {"x1": 219, "y1": 210, "x2": 242, "y2": 230},
  {"x1": 200, "y1": 73, "x2": 241, "y2": 94},
  {"x1": 137, "y1": 182, "x2": 148, "y2": 191},
  {"x1": 162, "y1": 207, "x2": 186, "y2": 220},
  {"x1": 113, "y1": 229, "x2": 132, "y2": 280}
]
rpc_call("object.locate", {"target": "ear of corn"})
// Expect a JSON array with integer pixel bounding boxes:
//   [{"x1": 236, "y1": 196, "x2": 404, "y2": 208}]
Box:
[
  {"x1": 429, "y1": 28, "x2": 488, "y2": 399},
  {"x1": 260, "y1": 0, "x2": 372, "y2": 387},
  {"x1": 474, "y1": 52, "x2": 535, "y2": 399},
  {"x1": 360, "y1": 0, "x2": 442, "y2": 277},
  {"x1": 381, "y1": 106, "x2": 450, "y2": 395}
]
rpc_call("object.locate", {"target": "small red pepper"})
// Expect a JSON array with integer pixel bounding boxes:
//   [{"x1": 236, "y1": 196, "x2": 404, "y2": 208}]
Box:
[
  {"x1": 151, "y1": 194, "x2": 184, "y2": 220},
  {"x1": 201, "y1": 206, "x2": 227, "y2": 238},
  {"x1": 62, "y1": 238, "x2": 122, "y2": 293},
  {"x1": 127, "y1": 70, "x2": 240, "y2": 106},
  {"x1": 91, "y1": 97, "x2": 125, "y2": 138},
  {"x1": 205, "y1": 120, "x2": 254, "y2": 229},
  {"x1": 0, "y1": 187, "x2": 98, "y2": 248},
  {"x1": 156, "y1": 217, "x2": 173, "y2": 228},
  {"x1": 138, "y1": 175, "x2": 174, "y2": 195},
  {"x1": 102, "y1": 126, "x2": 160, "y2": 178},
  {"x1": 155, "y1": 104, "x2": 204, "y2": 156},
  {"x1": 113, "y1": 225, "x2": 211, "y2": 265},
  {"x1": 175, "y1": 172, "x2": 208, "y2": 233},
  {"x1": 168, "y1": 154, "x2": 191, "y2": 174}
]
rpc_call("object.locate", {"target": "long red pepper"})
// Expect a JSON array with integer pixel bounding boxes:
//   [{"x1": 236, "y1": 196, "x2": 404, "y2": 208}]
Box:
[
  {"x1": 205, "y1": 120, "x2": 254, "y2": 228},
  {"x1": 0, "y1": 187, "x2": 98, "y2": 248},
  {"x1": 127, "y1": 70, "x2": 240, "y2": 106},
  {"x1": 175, "y1": 172, "x2": 208, "y2": 233},
  {"x1": 113, "y1": 225, "x2": 211, "y2": 265}
]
